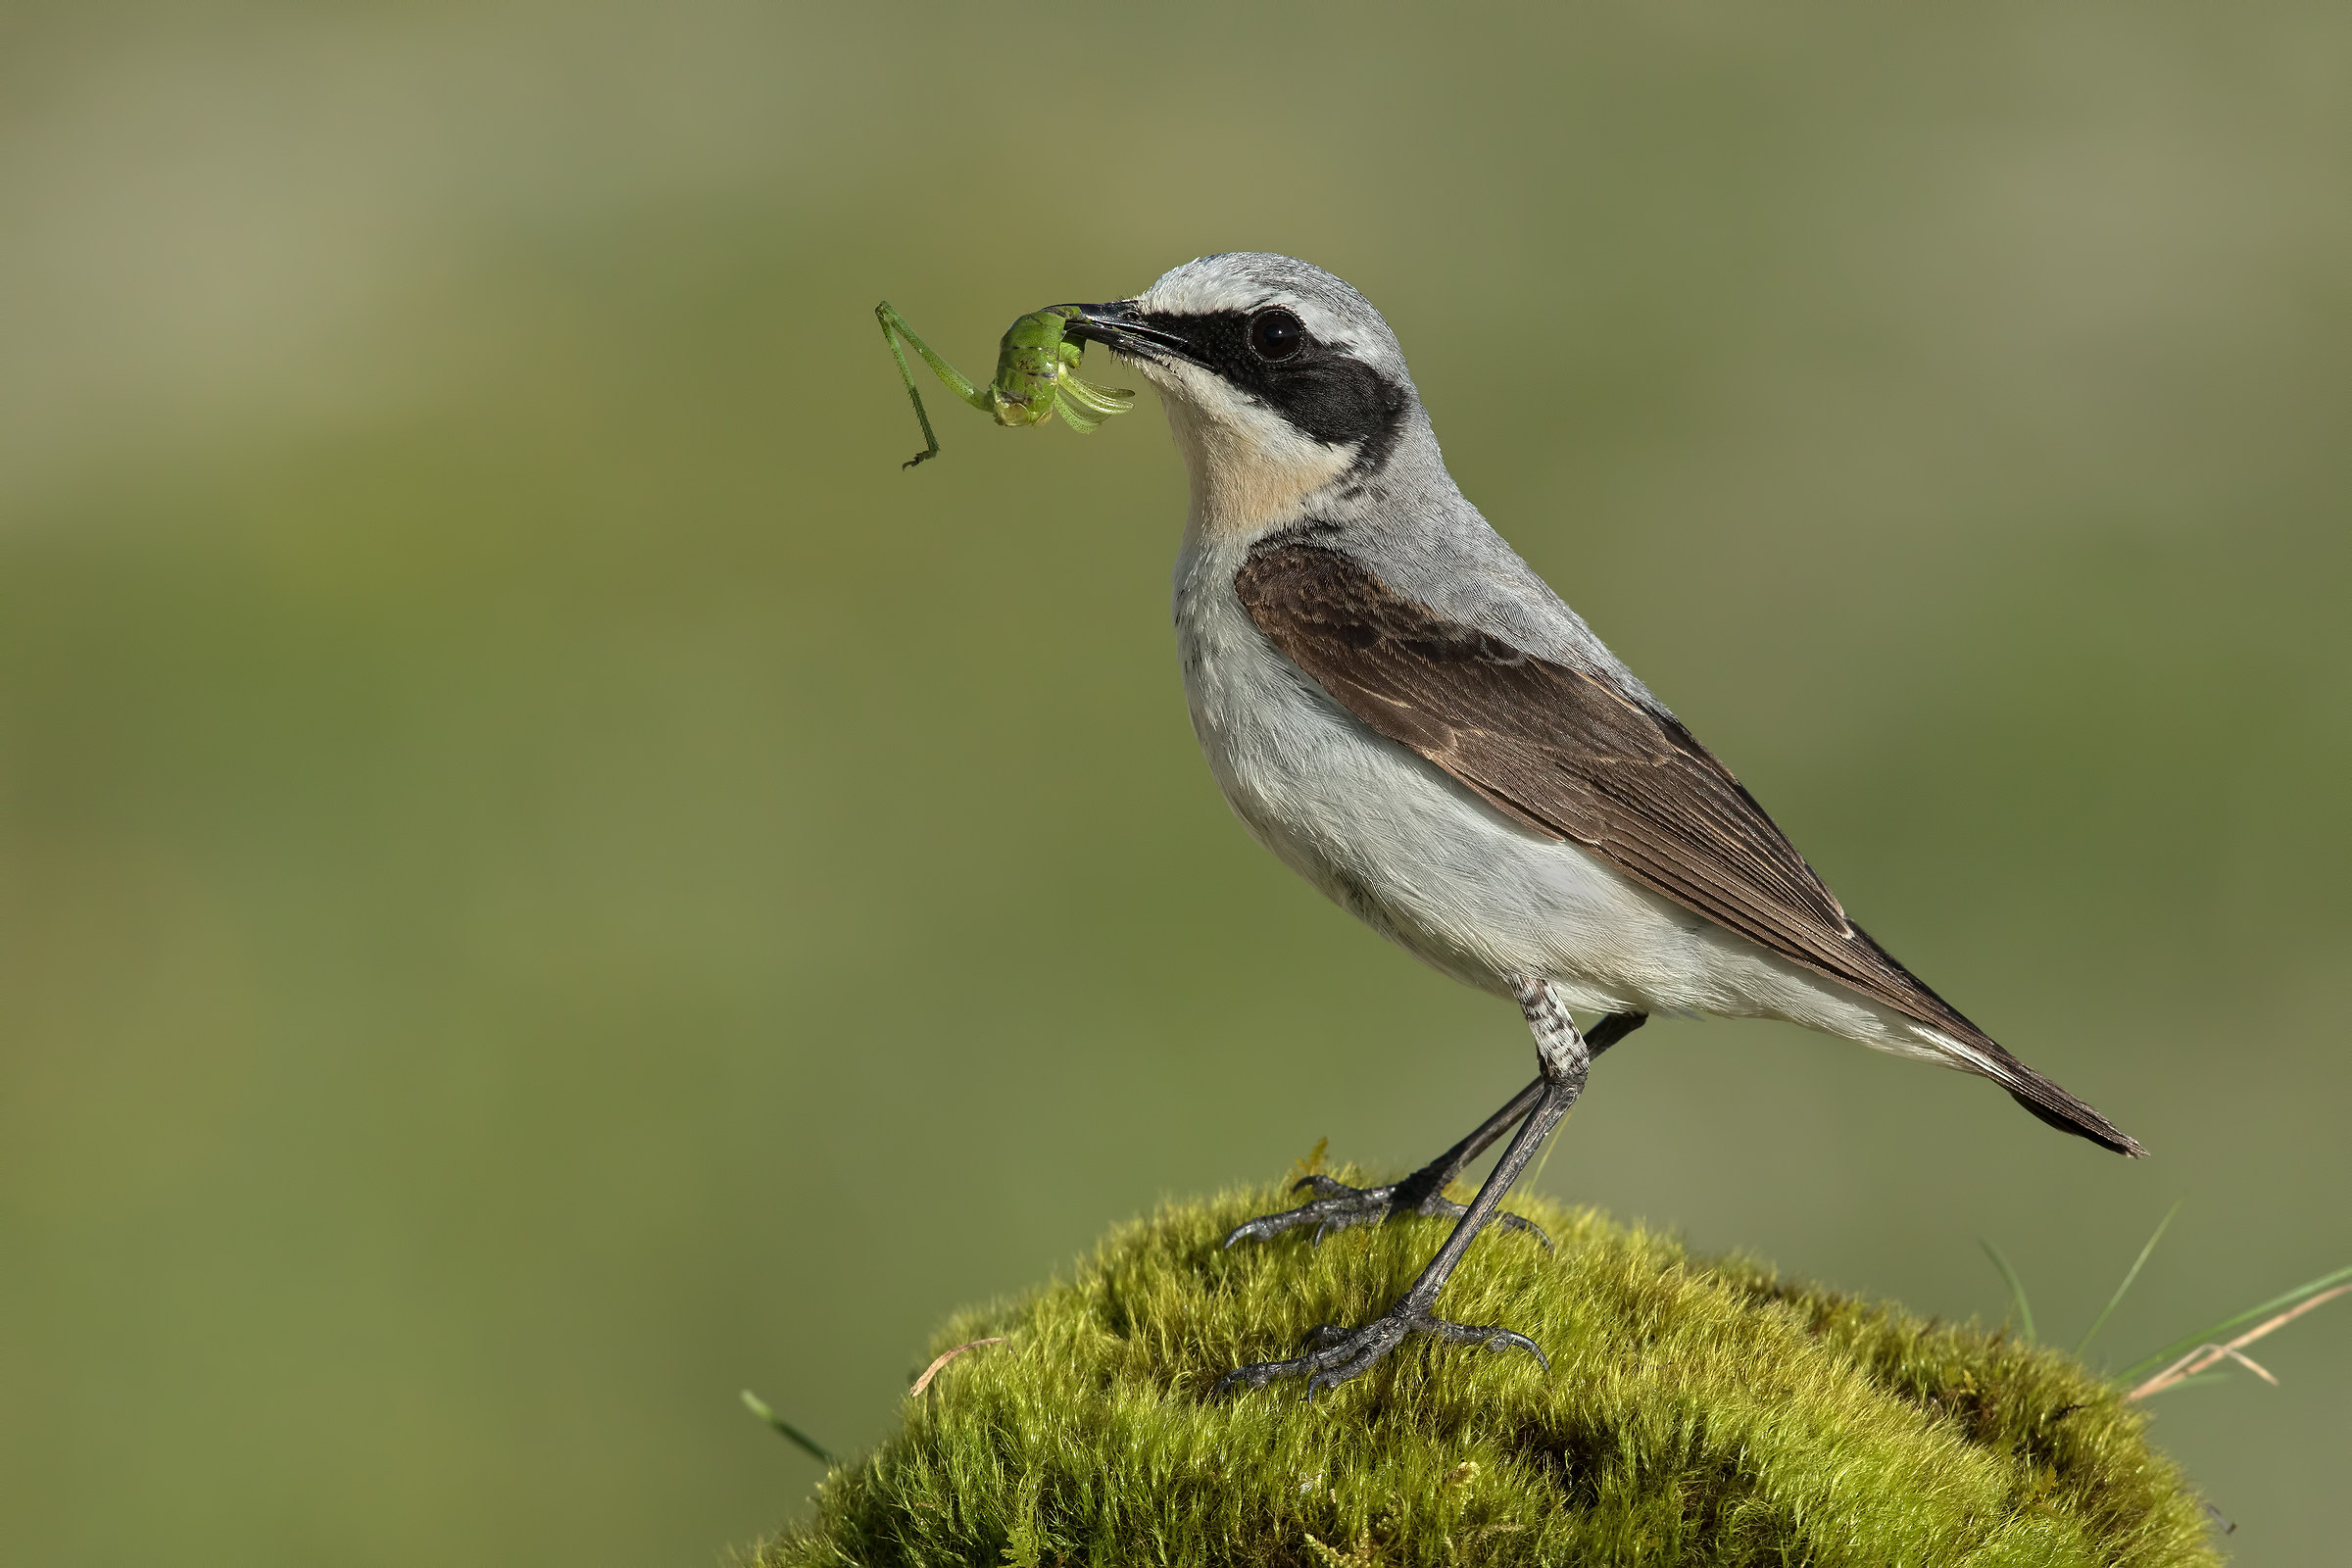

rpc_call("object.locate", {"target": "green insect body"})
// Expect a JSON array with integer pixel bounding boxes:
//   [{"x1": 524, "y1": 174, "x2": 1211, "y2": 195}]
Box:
[{"x1": 874, "y1": 301, "x2": 1135, "y2": 467}]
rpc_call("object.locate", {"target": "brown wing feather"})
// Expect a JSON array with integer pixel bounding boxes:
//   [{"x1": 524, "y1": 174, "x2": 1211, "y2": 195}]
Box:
[
  {"x1": 1232, "y1": 542, "x2": 2140, "y2": 1156},
  {"x1": 1233, "y1": 544, "x2": 1950, "y2": 1010}
]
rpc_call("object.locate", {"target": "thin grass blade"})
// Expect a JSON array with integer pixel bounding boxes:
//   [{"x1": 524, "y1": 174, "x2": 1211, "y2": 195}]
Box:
[
  {"x1": 2076, "y1": 1199, "x2": 2180, "y2": 1358},
  {"x1": 1979, "y1": 1238, "x2": 2035, "y2": 1342},
  {"x1": 741, "y1": 1389, "x2": 837, "y2": 1465}
]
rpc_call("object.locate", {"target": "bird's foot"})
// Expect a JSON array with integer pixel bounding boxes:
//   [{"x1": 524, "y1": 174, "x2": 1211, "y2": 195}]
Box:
[
  {"x1": 1216, "y1": 1300, "x2": 1548, "y2": 1399},
  {"x1": 1221, "y1": 1173, "x2": 1549, "y2": 1250}
]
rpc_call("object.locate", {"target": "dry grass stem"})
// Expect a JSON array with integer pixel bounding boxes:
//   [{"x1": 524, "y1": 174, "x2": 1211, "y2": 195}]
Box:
[
  {"x1": 2126, "y1": 1284, "x2": 2351, "y2": 1401},
  {"x1": 908, "y1": 1337, "x2": 1005, "y2": 1396}
]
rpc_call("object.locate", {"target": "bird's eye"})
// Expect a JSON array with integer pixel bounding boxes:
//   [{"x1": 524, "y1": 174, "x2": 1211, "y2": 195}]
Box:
[{"x1": 1249, "y1": 308, "x2": 1304, "y2": 362}]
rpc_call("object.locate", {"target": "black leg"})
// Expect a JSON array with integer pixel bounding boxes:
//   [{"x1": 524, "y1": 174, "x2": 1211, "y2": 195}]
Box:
[
  {"x1": 1217, "y1": 989, "x2": 1641, "y2": 1398},
  {"x1": 1220, "y1": 1009, "x2": 1645, "y2": 1250}
]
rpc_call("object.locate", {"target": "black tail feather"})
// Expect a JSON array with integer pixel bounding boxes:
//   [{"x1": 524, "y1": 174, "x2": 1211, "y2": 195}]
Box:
[{"x1": 2004, "y1": 1078, "x2": 2145, "y2": 1157}]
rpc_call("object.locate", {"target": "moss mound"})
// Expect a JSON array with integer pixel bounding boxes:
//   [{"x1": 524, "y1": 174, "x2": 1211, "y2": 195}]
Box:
[{"x1": 755, "y1": 1179, "x2": 2218, "y2": 1567}]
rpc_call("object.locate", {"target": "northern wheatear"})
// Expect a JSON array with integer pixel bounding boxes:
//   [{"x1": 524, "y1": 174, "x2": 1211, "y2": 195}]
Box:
[{"x1": 1054, "y1": 253, "x2": 2138, "y2": 1397}]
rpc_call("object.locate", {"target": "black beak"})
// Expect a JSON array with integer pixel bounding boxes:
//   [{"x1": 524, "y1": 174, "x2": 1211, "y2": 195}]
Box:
[{"x1": 1059, "y1": 300, "x2": 1197, "y2": 366}]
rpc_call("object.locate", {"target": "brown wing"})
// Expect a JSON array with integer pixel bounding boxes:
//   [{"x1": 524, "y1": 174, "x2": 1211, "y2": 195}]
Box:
[
  {"x1": 1236, "y1": 542, "x2": 1978, "y2": 1042},
  {"x1": 1236, "y1": 543, "x2": 2142, "y2": 1156}
]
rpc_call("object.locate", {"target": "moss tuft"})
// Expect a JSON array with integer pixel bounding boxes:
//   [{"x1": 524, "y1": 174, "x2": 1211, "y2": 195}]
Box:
[{"x1": 754, "y1": 1178, "x2": 2220, "y2": 1567}]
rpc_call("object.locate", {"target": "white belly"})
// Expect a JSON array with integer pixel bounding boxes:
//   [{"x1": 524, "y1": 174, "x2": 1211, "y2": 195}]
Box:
[{"x1": 1172, "y1": 536, "x2": 1951, "y2": 1061}]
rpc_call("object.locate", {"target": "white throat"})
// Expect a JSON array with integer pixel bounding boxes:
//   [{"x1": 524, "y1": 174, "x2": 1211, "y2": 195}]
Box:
[{"x1": 1148, "y1": 362, "x2": 1352, "y2": 547}]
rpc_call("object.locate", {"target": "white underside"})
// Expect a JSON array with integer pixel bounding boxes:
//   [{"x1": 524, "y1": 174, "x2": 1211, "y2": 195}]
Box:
[{"x1": 1173, "y1": 530, "x2": 1970, "y2": 1069}]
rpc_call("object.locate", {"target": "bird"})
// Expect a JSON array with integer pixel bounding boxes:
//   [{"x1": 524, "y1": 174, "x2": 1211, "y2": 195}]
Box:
[{"x1": 1053, "y1": 253, "x2": 2140, "y2": 1398}]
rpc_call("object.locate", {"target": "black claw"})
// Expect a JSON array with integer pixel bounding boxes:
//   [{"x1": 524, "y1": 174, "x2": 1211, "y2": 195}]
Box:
[
  {"x1": 1221, "y1": 1180, "x2": 1396, "y2": 1250},
  {"x1": 1493, "y1": 1210, "x2": 1553, "y2": 1250},
  {"x1": 1219, "y1": 1305, "x2": 1548, "y2": 1398},
  {"x1": 1214, "y1": 1356, "x2": 1307, "y2": 1397},
  {"x1": 1422, "y1": 1320, "x2": 1550, "y2": 1369}
]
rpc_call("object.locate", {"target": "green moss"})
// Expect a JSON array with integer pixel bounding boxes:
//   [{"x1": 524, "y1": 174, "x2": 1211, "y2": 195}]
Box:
[{"x1": 755, "y1": 1179, "x2": 2220, "y2": 1567}]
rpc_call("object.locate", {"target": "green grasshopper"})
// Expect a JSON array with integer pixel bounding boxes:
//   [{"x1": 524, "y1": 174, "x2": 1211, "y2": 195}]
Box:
[{"x1": 874, "y1": 302, "x2": 1135, "y2": 468}]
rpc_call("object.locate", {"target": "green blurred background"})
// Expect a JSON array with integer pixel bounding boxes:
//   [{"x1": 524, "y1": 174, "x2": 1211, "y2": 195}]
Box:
[{"x1": 3, "y1": 3, "x2": 2346, "y2": 1563}]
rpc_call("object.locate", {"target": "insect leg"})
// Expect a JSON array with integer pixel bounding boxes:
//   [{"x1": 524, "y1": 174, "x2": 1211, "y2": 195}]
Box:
[
  {"x1": 1056, "y1": 372, "x2": 1135, "y2": 420},
  {"x1": 874, "y1": 302, "x2": 990, "y2": 467}
]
